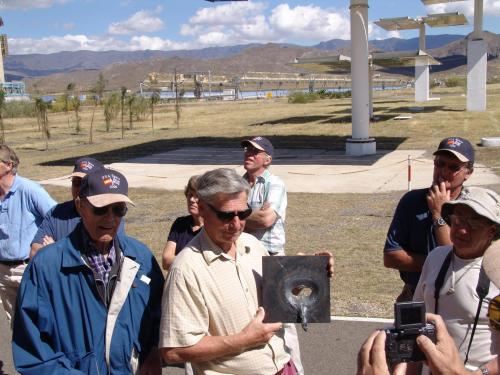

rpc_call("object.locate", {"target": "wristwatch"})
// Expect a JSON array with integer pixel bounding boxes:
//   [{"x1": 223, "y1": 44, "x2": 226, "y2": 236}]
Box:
[
  {"x1": 480, "y1": 367, "x2": 489, "y2": 375},
  {"x1": 433, "y1": 217, "x2": 447, "y2": 227}
]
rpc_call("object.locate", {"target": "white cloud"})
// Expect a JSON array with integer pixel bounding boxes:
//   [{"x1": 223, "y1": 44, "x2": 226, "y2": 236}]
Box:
[
  {"x1": 188, "y1": 1, "x2": 266, "y2": 26},
  {"x1": 269, "y1": 4, "x2": 350, "y2": 41},
  {"x1": 369, "y1": 22, "x2": 401, "y2": 40},
  {"x1": 425, "y1": 0, "x2": 500, "y2": 17},
  {"x1": 108, "y1": 9, "x2": 164, "y2": 35},
  {"x1": 0, "y1": 0, "x2": 68, "y2": 10},
  {"x1": 181, "y1": 2, "x2": 351, "y2": 47},
  {"x1": 9, "y1": 34, "x2": 189, "y2": 54}
]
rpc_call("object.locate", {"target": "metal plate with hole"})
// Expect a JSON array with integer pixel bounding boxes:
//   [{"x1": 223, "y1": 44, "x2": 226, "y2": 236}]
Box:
[{"x1": 262, "y1": 256, "x2": 331, "y2": 327}]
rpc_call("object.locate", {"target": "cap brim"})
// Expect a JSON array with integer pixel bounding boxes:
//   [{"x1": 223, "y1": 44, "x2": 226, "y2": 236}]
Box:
[
  {"x1": 87, "y1": 194, "x2": 135, "y2": 207},
  {"x1": 433, "y1": 149, "x2": 469, "y2": 162},
  {"x1": 483, "y1": 240, "x2": 500, "y2": 289},
  {"x1": 241, "y1": 140, "x2": 265, "y2": 152},
  {"x1": 71, "y1": 172, "x2": 87, "y2": 178},
  {"x1": 442, "y1": 200, "x2": 500, "y2": 227}
]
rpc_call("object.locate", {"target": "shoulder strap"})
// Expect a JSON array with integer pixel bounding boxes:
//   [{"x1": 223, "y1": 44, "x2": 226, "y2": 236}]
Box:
[
  {"x1": 464, "y1": 264, "x2": 490, "y2": 365},
  {"x1": 434, "y1": 250, "x2": 453, "y2": 314}
]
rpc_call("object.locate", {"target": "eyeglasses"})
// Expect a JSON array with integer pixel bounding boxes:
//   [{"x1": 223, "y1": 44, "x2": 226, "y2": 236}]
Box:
[
  {"x1": 448, "y1": 214, "x2": 492, "y2": 231},
  {"x1": 434, "y1": 159, "x2": 467, "y2": 174},
  {"x1": 207, "y1": 202, "x2": 252, "y2": 222},
  {"x1": 488, "y1": 294, "x2": 500, "y2": 331},
  {"x1": 85, "y1": 200, "x2": 128, "y2": 217},
  {"x1": 244, "y1": 147, "x2": 266, "y2": 156}
]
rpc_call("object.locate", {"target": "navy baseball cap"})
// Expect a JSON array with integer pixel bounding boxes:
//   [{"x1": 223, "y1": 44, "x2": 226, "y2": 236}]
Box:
[
  {"x1": 79, "y1": 168, "x2": 134, "y2": 207},
  {"x1": 71, "y1": 157, "x2": 104, "y2": 178},
  {"x1": 241, "y1": 136, "x2": 274, "y2": 158},
  {"x1": 433, "y1": 137, "x2": 474, "y2": 163}
]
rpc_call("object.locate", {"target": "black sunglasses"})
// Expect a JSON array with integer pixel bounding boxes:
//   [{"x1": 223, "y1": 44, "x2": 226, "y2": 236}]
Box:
[
  {"x1": 85, "y1": 200, "x2": 128, "y2": 217},
  {"x1": 433, "y1": 159, "x2": 466, "y2": 174},
  {"x1": 488, "y1": 294, "x2": 500, "y2": 331},
  {"x1": 207, "y1": 202, "x2": 252, "y2": 222}
]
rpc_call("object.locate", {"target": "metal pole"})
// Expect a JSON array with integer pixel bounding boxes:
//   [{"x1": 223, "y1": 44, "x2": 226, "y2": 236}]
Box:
[{"x1": 473, "y1": 0, "x2": 483, "y2": 39}]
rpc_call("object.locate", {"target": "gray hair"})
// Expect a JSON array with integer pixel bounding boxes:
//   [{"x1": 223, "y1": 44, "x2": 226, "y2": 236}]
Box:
[
  {"x1": 197, "y1": 168, "x2": 250, "y2": 204},
  {"x1": 0, "y1": 144, "x2": 19, "y2": 175}
]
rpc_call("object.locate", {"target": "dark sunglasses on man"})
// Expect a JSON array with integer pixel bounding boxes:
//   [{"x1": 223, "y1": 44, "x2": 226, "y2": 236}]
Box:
[
  {"x1": 84, "y1": 199, "x2": 128, "y2": 217},
  {"x1": 207, "y1": 202, "x2": 252, "y2": 222}
]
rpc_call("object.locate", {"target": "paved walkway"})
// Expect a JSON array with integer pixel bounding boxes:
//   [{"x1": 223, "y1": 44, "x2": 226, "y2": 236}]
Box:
[{"x1": 40, "y1": 147, "x2": 500, "y2": 192}]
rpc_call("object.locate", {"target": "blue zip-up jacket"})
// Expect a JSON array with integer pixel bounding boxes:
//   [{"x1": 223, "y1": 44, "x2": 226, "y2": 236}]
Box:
[{"x1": 12, "y1": 224, "x2": 164, "y2": 375}]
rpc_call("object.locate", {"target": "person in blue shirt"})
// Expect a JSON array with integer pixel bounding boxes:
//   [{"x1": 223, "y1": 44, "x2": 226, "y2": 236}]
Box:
[
  {"x1": 13, "y1": 168, "x2": 164, "y2": 375},
  {"x1": 0, "y1": 144, "x2": 56, "y2": 324},
  {"x1": 383, "y1": 137, "x2": 475, "y2": 302},
  {"x1": 30, "y1": 156, "x2": 104, "y2": 257}
]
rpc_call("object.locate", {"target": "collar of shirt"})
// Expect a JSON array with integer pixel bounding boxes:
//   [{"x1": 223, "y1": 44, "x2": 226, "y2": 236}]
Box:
[
  {"x1": 199, "y1": 229, "x2": 251, "y2": 265},
  {"x1": 81, "y1": 227, "x2": 116, "y2": 282}
]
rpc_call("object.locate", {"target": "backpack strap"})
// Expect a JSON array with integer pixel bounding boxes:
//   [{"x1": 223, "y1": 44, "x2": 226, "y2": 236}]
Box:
[
  {"x1": 434, "y1": 250, "x2": 453, "y2": 314},
  {"x1": 463, "y1": 264, "x2": 490, "y2": 365}
]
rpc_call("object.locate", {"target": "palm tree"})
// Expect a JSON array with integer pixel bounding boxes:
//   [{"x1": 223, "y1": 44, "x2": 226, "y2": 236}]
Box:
[
  {"x1": 150, "y1": 92, "x2": 160, "y2": 134},
  {"x1": 0, "y1": 90, "x2": 6, "y2": 144},
  {"x1": 120, "y1": 86, "x2": 127, "y2": 139},
  {"x1": 104, "y1": 93, "x2": 119, "y2": 132}
]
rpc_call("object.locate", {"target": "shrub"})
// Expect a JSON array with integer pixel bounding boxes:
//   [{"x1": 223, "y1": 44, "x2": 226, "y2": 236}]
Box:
[
  {"x1": 3, "y1": 101, "x2": 36, "y2": 118},
  {"x1": 444, "y1": 77, "x2": 466, "y2": 87},
  {"x1": 288, "y1": 92, "x2": 319, "y2": 104}
]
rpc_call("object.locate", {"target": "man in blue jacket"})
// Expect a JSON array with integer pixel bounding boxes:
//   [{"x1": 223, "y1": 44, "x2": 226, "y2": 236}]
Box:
[
  {"x1": 12, "y1": 168, "x2": 164, "y2": 375},
  {"x1": 30, "y1": 156, "x2": 104, "y2": 257}
]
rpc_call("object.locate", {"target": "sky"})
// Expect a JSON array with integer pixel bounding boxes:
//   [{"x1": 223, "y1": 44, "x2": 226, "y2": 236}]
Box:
[{"x1": 0, "y1": 0, "x2": 499, "y2": 55}]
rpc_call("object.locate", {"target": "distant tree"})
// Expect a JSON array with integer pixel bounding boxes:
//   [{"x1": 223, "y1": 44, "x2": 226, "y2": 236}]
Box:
[
  {"x1": 89, "y1": 95, "x2": 98, "y2": 144},
  {"x1": 174, "y1": 70, "x2": 181, "y2": 129},
  {"x1": 104, "y1": 93, "x2": 120, "y2": 132},
  {"x1": 120, "y1": 86, "x2": 127, "y2": 139},
  {"x1": 65, "y1": 82, "x2": 75, "y2": 128},
  {"x1": 127, "y1": 95, "x2": 134, "y2": 130},
  {"x1": 72, "y1": 95, "x2": 81, "y2": 133},
  {"x1": 94, "y1": 73, "x2": 106, "y2": 102},
  {"x1": 35, "y1": 98, "x2": 50, "y2": 150},
  {"x1": 0, "y1": 90, "x2": 5, "y2": 143},
  {"x1": 150, "y1": 92, "x2": 160, "y2": 134}
]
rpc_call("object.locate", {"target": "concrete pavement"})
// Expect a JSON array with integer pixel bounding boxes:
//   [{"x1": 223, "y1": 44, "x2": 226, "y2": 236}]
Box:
[{"x1": 40, "y1": 147, "x2": 500, "y2": 193}]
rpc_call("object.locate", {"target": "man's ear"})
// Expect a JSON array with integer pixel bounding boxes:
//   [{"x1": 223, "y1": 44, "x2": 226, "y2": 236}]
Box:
[{"x1": 264, "y1": 155, "x2": 272, "y2": 166}]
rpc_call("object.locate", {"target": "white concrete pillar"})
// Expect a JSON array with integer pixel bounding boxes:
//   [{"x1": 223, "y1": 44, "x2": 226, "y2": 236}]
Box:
[
  {"x1": 418, "y1": 23, "x2": 426, "y2": 51},
  {"x1": 467, "y1": 0, "x2": 486, "y2": 112},
  {"x1": 415, "y1": 57, "x2": 430, "y2": 102},
  {"x1": 414, "y1": 23, "x2": 430, "y2": 102},
  {"x1": 467, "y1": 39, "x2": 487, "y2": 111},
  {"x1": 346, "y1": 0, "x2": 376, "y2": 155},
  {"x1": 369, "y1": 63, "x2": 374, "y2": 119},
  {"x1": 0, "y1": 50, "x2": 4, "y2": 83},
  {"x1": 473, "y1": 0, "x2": 483, "y2": 39}
]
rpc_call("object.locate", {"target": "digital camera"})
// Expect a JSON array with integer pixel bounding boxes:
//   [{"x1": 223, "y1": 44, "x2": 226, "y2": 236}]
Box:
[{"x1": 385, "y1": 301, "x2": 436, "y2": 365}]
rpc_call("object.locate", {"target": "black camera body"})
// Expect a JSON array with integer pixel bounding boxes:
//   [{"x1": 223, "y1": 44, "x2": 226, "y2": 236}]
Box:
[{"x1": 385, "y1": 301, "x2": 436, "y2": 365}]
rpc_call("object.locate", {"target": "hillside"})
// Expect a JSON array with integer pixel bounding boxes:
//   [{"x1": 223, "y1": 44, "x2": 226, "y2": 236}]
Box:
[{"x1": 12, "y1": 32, "x2": 500, "y2": 94}]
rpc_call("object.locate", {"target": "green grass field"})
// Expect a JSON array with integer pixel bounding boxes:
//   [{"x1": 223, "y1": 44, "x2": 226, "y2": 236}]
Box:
[{"x1": 3, "y1": 84, "x2": 500, "y2": 317}]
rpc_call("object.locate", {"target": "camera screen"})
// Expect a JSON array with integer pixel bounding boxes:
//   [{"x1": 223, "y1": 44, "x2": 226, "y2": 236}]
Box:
[{"x1": 400, "y1": 306, "x2": 421, "y2": 325}]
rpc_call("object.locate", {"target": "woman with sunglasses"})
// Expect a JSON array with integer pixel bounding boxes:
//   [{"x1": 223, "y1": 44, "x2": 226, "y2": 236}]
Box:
[
  {"x1": 410, "y1": 187, "x2": 500, "y2": 375},
  {"x1": 162, "y1": 175, "x2": 203, "y2": 270}
]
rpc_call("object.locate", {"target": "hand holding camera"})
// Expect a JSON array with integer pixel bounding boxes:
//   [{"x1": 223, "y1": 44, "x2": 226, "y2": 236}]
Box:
[{"x1": 385, "y1": 302, "x2": 437, "y2": 366}]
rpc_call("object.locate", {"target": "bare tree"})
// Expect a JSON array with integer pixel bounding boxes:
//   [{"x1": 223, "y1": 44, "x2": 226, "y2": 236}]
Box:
[
  {"x1": 65, "y1": 83, "x2": 75, "y2": 128},
  {"x1": 150, "y1": 92, "x2": 160, "y2": 134},
  {"x1": 35, "y1": 98, "x2": 50, "y2": 150},
  {"x1": 73, "y1": 95, "x2": 81, "y2": 133},
  {"x1": 120, "y1": 86, "x2": 127, "y2": 139},
  {"x1": 127, "y1": 95, "x2": 134, "y2": 130},
  {"x1": 104, "y1": 93, "x2": 119, "y2": 132},
  {"x1": 89, "y1": 73, "x2": 106, "y2": 144}
]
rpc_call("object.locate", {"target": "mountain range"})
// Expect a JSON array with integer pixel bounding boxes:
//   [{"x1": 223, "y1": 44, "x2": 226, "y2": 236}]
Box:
[{"x1": 4, "y1": 32, "x2": 499, "y2": 94}]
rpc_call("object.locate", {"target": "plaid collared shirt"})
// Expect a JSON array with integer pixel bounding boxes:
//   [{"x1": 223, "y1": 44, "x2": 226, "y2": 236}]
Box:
[
  {"x1": 244, "y1": 169, "x2": 287, "y2": 255},
  {"x1": 82, "y1": 231, "x2": 116, "y2": 285}
]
